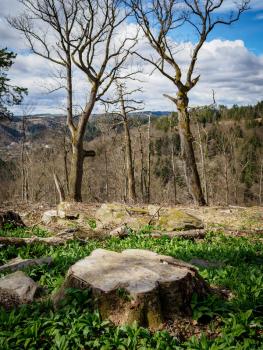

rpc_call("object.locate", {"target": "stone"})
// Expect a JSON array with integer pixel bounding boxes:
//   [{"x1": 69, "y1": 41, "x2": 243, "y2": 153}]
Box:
[
  {"x1": 153, "y1": 207, "x2": 203, "y2": 231},
  {"x1": 0, "y1": 211, "x2": 25, "y2": 229},
  {"x1": 95, "y1": 203, "x2": 203, "y2": 232},
  {"x1": 109, "y1": 225, "x2": 129, "y2": 238},
  {"x1": 42, "y1": 209, "x2": 60, "y2": 225},
  {"x1": 0, "y1": 271, "x2": 39, "y2": 309},
  {"x1": 55, "y1": 249, "x2": 209, "y2": 329}
]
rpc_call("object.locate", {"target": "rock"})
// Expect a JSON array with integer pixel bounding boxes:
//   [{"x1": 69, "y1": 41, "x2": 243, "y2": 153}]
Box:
[
  {"x1": 189, "y1": 259, "x2": 224, "y2": 268},
  {"x1": 109, "y1": 225, "x2": 129, "y2": 238},
  {"x1": 95, "y1": 203, "x2": 150, "y2": 230},
  {"x1": 151, "y1": 207, "x2": 203, "y2": 231},
  {"x1": 42, "y1": 209, "x2": 60, "y2": 225},
  {"x1": 0, "y1": 256, "x2": 52, "y2": 273},
  {"x1": 42, "y1": 207, "x2": 78, "y2": 225},
  {"x1": 55, "y1": 249, "x2": 209, "y2": 329},
  {"x1": 57, "y1": 202, "x2": 79, "y2": 219},
  {"x1": 0, "y1": 271, "x2": 39, "y2": 309},
  {"x1": 0, "y1": 211, "x2": 25, "y2": 229},
  {"x1": 96, "y1": 203, "x2": 203, "y2": 232}
]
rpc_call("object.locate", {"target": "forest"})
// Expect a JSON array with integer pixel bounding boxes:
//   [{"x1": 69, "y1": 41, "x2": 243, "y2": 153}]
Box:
[{"x1": 0, "y1": 0, "x2": 262, "y2": 349}]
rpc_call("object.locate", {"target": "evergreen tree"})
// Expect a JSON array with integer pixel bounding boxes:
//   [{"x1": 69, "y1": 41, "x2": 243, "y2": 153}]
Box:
[{"x1": 0, "y1": 48, "x2": 27, "y2": 119}]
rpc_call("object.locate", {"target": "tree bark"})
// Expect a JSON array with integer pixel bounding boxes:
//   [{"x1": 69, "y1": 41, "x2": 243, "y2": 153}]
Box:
[
  {"x1": 69, "y1": 139, "x2": 84, "y2": 202},
  {"x1": 53, "y1": 173, "x2": 65, "y2": 203},
  {"x1": 68, "y1": 88, "x2": 97, "y2": 202},
  {"x1": 176, "y1": 94, "x2": 206, "y2": 206},
  {"x1": 259, "y1": 161, "x2": 263, "y2": 206},
  {"x1": 123, "y1": 119, "x2": 136, "y2": 203},
  {"x1": 146, "y1": 114, "x2": 151, "y2": 203}
]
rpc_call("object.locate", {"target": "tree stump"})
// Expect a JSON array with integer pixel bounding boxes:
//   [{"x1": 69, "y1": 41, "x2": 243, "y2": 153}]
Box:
[
  {"x1": 0, "y1": 211, "x2": 25, "y2": 229},
  {"x1": 0, "y1": 271, "x2": 39, "y2": 309},
  {"x1": 55, "y1": 249, "x2": 210, "y2": 329}
]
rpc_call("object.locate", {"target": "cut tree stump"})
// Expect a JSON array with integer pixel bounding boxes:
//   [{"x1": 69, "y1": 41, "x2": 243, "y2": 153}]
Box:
[
  {"x1": 0, "y1": 271, "x2": 39, "y2": 309},
  {"x1": 0, "y1": 211, "x2": 25, "y2": 229},
  {"x1": 55, "y1": 249, "x2": 210, "y2": 329},
  {"x1": 0, "y1": 256, "x2": 52, "y2": 273}
]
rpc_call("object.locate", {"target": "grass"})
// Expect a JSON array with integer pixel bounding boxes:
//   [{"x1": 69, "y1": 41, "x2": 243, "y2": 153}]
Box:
[
  {"x1": 0, "y1": 224, "x2": 51, "y2": 239},
  {"x1": 0, "y1": 228, "x2": 262, "y2": 349}
]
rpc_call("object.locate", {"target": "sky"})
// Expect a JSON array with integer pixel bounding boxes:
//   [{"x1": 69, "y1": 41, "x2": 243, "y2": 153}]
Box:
[{"x1": 0, "y1": 0, "x2": 263, "y2": 114}]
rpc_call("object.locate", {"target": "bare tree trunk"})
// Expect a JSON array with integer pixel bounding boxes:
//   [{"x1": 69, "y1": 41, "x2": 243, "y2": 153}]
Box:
[
  {"x1": 146, "y1": 114, "x2": 151, "y2": 203},
  {"x1": 259, "y1": 161, "x2": 263, "y2": 206},
  {"x1": 68, "y1": 93, "x2": 96, "y2": 202},
  {"x1": 170, "y1": 119, "x2": 177, "y2": 204},
  {"x1": 69, "y1": 139, "x2": 84, "y2": 202},
  {"x1": 123, "y1": 119, "x2": 136, "y2": 203},
  {"x1": 176, "y1": 96, "x2": 206, "y2": 206},
  {"x1": 196, "y1": 121, "x2": 208, "y2": 204},
  {"x1": 224, "y1": 154, "x2": 229, "y2": 205},
  {"x1": 104, "y1": 149, "x2": 109, "y2": 201},
  {"x1": 53, "y1": 173, "x2": 65, "y2": 203},
  {"x1": 63, "y1": 134, "x2": 70, "y2": 194},
  {"x1": 138, "y1": 128, "x2": 145, "y2": 201},
  {"x1": 21, "y1": 114, "x2": 29, "y2": 202}
]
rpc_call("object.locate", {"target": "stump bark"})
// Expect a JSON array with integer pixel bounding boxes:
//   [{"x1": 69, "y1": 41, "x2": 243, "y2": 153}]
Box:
[{"x1": 56, "y1": 249, "x2": 210, "y2": 329}]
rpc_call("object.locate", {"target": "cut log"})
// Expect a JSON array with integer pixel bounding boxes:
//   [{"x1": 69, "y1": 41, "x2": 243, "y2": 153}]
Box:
[
  {"x1": 55, "y1": 249, "x2": 210, "y2": 329},
  {"x1": 0, "y1": 271, "x2": 39, "y2": 309},
  {"x1": 0, "y1": 211, "x2": 25, "y2": 229},
  {"x1": 0, "y1": 256, "x2": 52, "y2": 273}
]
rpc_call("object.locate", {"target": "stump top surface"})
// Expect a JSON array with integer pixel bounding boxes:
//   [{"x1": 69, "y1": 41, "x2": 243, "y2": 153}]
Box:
[{"x1": 68, "y1": 249, "x2": 195, "y2": 294}]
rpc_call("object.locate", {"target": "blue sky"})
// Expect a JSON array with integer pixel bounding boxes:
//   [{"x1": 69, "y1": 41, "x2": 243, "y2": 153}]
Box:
[
  {"x1": 209, "y1": 10, "x2": 263, "y2": 55},
  {"x1": 0, "y1": 0, "x2": 262, "y2": 113}
]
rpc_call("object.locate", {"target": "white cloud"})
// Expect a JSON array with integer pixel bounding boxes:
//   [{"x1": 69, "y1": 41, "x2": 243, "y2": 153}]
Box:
[
  {"x1": 8, "y1": 37, "x2": 263, "y2": 114},
  {"x1": 1, "y1": 1, "x2": 262, "y2": 114}
]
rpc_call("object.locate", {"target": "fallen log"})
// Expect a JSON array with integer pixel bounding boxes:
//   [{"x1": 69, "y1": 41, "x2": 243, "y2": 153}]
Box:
[
  {"x1": 0, "y1": 234, "x2": 75, "y2": 246},
  {"x1": 212, "y1": 227, "x2": 263, "y2": 237},
  {"x1": 147, "y1": 229, "x2": 206, "y2": 239},
  {"x1": 0, "y1": 256, "x2": 52, "y2": 273}
]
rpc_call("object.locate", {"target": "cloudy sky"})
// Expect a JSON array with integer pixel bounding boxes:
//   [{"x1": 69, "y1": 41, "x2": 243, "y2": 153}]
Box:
[{"x1": 1, "y1": 0, "x2": 263, "y2": 114}]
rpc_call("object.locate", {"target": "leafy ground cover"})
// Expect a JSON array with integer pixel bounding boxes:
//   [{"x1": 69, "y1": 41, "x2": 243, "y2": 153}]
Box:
[
  {"x1": 0, "y1": 228, "x2": 262, "y2": 349},
  {"x1": 0, "y1": 225, "x2": 50, "y2": 239}
]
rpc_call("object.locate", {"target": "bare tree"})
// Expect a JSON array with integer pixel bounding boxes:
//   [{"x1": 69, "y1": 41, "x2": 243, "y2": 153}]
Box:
[
  {"x1": 146, "y1": 113, "x2": 151, "y2": 203},
  {"x1": 10, "y1": 0, "x2": 136, "y2": 202},
  {"x1": 129, "y1": 0, "x2": 249, "y2": 205},
  {"x1": 104, "y1": 81, "x2": 143, "y2": 202}
]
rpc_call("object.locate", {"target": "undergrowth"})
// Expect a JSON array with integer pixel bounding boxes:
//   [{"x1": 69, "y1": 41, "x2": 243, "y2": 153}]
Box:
[{"x1": 0, "y1": 229, "x2": 262, "y2": 349}]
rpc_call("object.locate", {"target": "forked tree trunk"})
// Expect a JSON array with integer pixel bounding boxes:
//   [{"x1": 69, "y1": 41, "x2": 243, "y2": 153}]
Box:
[
  {"x1": 176, "y1": 94, "x2": 206, "y2": 206},
  {"x1": 67, "y1": 90, "x2": 96, "y2": 202}
]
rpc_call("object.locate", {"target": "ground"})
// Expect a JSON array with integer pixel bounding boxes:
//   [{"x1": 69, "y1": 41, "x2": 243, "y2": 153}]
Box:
[{"x1": 0, "y1": 202, "x2": 262, "y2": 349}]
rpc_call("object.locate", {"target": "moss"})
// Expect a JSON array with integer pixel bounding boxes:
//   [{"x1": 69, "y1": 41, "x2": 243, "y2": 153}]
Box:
[{"x1": 158, "y1": 209, "x2": 202, "y2": 231}]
